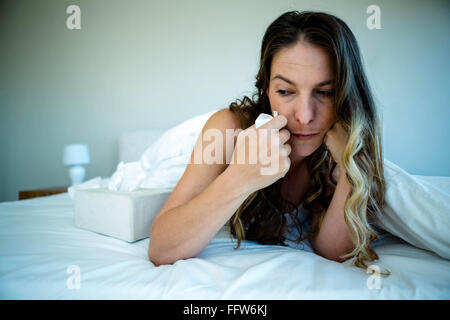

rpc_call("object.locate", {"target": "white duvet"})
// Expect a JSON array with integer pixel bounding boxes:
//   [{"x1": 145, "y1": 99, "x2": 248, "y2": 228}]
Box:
[{"x1": 0, "y1": 192, "x2": 449, "y2": 299}]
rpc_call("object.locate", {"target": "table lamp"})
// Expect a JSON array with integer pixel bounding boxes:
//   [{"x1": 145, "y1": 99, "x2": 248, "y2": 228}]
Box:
[{"x1": 63, "y1": 144, "x2": 90, "y2": 186}]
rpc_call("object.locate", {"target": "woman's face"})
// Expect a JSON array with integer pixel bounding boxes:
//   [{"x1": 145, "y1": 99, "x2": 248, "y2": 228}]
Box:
[{"x1": 266, "y1": 41, "x2": 336, "y2": 164}]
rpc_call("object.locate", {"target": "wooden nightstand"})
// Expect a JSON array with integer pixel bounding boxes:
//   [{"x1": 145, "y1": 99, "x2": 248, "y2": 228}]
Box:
[{"x1": 19, "y1": 186, "x2": 68, "y2": 200}]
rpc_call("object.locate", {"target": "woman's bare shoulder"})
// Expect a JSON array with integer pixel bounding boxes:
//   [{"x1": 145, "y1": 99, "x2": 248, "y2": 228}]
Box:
[{"x1": 206, "y1": 108, "x2": 242, "y2": 131}]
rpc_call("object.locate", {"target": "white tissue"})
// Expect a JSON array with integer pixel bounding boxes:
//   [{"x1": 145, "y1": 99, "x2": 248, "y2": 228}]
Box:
[
  {"x1": 108, "y1": 161, "x2": 147, "y2": 192},
  {"x1": 255, "y1": 111, "x2": 278, "y2": 128},
  {"x1": 68, "y1": 176, "x2": 110, "y2": 200}
]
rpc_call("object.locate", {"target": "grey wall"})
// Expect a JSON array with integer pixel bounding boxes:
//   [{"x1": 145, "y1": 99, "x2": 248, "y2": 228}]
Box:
[{"x1": 1, "y1": 0, "x2": 449, "y2": 202}]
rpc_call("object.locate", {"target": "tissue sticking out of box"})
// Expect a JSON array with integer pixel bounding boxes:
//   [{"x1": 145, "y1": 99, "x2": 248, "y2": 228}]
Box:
[
  {"x1": 255, "y1": 110, "x2": 278, "y2": 128},
  {"x1": 108, "y1": 161, "x2": 147, "y2": 192}
]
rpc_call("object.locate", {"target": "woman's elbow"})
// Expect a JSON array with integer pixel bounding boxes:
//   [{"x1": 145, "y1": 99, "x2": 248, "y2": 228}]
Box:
[
  {"x1": 148, "y1": 247, "x2": 161, "y2": 266},
  {"x1": 311, "y1": 240, "x2": 353, "y2": 263},
  {"x1": 320, "y1": 252, "x2": 348, "y2": 263},
  {"x1": 148, "y1": 241, "x2": 175, "y2": 266},
  {"x1": 314, "y1": 247, "x2": 343, "y2": 262},
  {"x1": 148, "y1": 242, "x2": 189, "y2": 266},
  {"x1": 150, "y1": 257, "x2": 171, "y2": 267},
  {"x1": 148, "y1": 248, "x2": 174, "y2": 267}
]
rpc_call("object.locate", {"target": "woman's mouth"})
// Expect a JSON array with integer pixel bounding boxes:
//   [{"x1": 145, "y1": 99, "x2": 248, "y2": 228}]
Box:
[{"x1": 292, "y1": 133, "x2": 320, "y2": 140}]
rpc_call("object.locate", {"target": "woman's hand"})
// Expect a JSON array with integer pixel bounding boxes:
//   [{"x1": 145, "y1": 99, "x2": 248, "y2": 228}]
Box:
[
  {"x1": 324, "y1": 121, "x2": 349, "y2": 168},
  {"x1": 225, "y1": 115, "x2": 292, "y2": 195}
]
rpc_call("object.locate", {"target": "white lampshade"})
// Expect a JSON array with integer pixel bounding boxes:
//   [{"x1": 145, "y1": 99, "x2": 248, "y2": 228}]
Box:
[{"x1": 63, "y1": 144, "x2": 90, "y2": 165}]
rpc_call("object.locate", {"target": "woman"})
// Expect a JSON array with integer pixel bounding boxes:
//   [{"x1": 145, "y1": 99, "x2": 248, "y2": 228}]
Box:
[{"x1": 148, "y1": 11, "x2": 386, "y2": 272}]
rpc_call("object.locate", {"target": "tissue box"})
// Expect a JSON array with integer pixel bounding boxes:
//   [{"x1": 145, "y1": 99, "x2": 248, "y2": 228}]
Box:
[{"x1": 74, "y1": 187, "x2": 172, "y2": 242}]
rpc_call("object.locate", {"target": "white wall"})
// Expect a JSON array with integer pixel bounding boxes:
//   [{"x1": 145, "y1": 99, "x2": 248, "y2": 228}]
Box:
[{"x1": 1, "y1": 0, "x2": 449, "y2": 202}]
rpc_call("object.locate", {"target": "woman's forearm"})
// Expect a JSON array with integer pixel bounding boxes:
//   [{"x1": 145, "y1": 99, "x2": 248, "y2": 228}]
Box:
[
  {"x1": 311, "y1": 164, "x2": 354, "y2": 262},
  {"x1": 148, "y1": 169, "x2": 251, "y2": 266}
]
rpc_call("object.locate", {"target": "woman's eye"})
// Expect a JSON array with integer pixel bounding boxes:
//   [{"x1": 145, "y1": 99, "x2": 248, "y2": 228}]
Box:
[
  {"x1": 317, "y1": 90, "x2": 334, "y2": 98},
  {"x1": 276, "y1": 90, "x2": 291, "y2": 96}
]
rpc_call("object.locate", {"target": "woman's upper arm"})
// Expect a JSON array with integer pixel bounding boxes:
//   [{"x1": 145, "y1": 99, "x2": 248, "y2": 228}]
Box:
[{"x1": 153, "y1": 108, "x2": 241, "y2": 223}]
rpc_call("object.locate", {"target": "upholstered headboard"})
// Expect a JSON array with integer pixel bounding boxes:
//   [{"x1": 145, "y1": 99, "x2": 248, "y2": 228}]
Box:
[{"x1": 118, "y1": 129, "x2": 166, "y2": 163}]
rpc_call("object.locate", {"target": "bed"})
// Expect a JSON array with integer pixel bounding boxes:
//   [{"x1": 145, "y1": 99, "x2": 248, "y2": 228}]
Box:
[{"x1": 1, "y1": 126, "x2": 449, "y2": 300}]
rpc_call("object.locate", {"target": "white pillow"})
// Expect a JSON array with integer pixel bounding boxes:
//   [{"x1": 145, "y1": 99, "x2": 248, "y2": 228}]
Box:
[
  {"x1": 377, "y1": 159, "x2": 450, "y2": 259},
  {"x1": 140, "y1": 109, "x2": 220, "y2": 171}
]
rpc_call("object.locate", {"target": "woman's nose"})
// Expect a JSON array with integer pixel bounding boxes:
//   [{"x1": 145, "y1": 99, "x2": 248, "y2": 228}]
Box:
[{"x1": 294, "y1": 93, "x2": 314, "y2": 125}]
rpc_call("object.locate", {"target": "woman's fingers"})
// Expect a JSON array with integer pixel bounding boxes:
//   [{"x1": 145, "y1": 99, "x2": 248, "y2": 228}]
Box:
[
  {"x1": 281, "y1": 143, "x2": 292, "y2": 156},
  {"x1": 259, "y1": 114, "x2": 288, "y2": 131},
  {"x1": 279, "y1": 129, "x2": 291, "y2": 144}
]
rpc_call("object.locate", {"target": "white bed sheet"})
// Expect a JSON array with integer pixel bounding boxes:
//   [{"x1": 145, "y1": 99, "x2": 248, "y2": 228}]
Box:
[{"x1": 0, "y1": 192, "x2": 449, "y2": 299}]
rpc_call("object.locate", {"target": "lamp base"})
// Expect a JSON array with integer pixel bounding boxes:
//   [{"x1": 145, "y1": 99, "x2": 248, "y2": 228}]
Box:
[{"x1": 68, "y1": 165, "x2": 86, "y2": 186}]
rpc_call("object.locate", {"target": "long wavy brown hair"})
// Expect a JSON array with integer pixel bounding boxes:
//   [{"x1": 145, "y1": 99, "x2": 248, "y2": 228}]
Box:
[{"x1": 227, "y1": 11, "x2": 387, "y2": 273}]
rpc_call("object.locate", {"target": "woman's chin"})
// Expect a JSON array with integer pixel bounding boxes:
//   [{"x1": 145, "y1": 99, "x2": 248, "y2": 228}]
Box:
[{"x1": 291, "y1": 142, "x2": 322, "y2": 158}]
